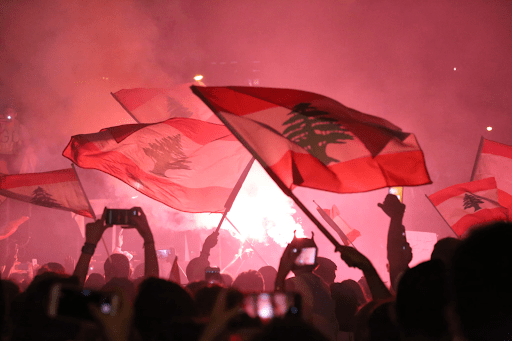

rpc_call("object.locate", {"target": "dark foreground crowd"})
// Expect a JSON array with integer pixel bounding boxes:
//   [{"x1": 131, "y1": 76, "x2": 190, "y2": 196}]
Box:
[{"x1": 1, "y1": 194, "x2": 511, "y2": 341}]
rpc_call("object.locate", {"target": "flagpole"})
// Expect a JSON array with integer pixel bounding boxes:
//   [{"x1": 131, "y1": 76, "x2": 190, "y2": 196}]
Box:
[
  {"x1": 225, "y1": 217, "x2": 269, "y2": 266},
  {"x1": 71, "y1": 164, "x2": 111, "y2": 257},
  {"x1": 470, "y1": 136, "x2": 484, "y2": 181},
  {"x1": 214, "y1": 157, "x2": 255, "y2": 233},
  {"x1": 191, "y1": 86, "x2": 343, "y2": 251},
  {"x1": 111, "y1": 92, "x2": 141, "y2": 124},
  {"x1": 424, "y1": 194, "x2": 459, "y2": 239}
]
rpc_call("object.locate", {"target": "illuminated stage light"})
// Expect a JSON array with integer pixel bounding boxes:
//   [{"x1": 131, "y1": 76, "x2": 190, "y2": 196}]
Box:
[
  {"x1": 194, "y1": 75, "x2": 204, "y2": 81},
  {"x1": 487, "y1": 126, "x2": 492, "y2": 131},
  {"x1": 454, "y1": 67, "x2": 457, "y2": 71},
  {"x1": 7, "y1": 115, "x2": 12, "y2": 120}
]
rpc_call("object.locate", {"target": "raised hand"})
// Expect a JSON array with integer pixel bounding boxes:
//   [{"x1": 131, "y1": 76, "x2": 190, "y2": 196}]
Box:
[
  {"x1": 128, "y1": 207, "x2": 153, "y2": 243},
  {"x1": 378, "y1": 193, "x2": 405, "y2": 219},
  {"x1": 85, "y1": 215, "x2": 111, "y2": 245},
  {"x1": 202, "y1": 230, "x2": 219, "y2": 251}
]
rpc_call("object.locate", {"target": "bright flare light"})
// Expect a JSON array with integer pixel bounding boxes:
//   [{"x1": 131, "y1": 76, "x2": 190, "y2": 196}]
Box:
[
  {"x1": 193, "y1": 75, "x2": 204, "y2": 81},
  {"x1": 194, "y1": 163, "x2": 305, "y2": 246},
  {"x1": 487, "y1": 126, "x2": 492, "y2": 131}
]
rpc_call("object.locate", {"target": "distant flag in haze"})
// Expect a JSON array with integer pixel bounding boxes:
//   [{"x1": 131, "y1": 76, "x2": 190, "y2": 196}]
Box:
[
  {"x1": 0, "y1": 168, "x2": 94, "y2": 218},
  {"x1": 191, "y1": 86, "x2": 431, "y2": 194},
  {"x1": 0, "y1": 216, "x2": 29, "y2": 241},
  {"x1": 323, "y1": 205, "x2": 361, "y2": 243},
  {"x1": 471, "y1": 138, "x2": 512, "y2": 210},
  {"x1": 427, "y1": 177, "x2": 508, "y2": 237},
  {"x1": 111, "y1": 82, "x2": 220, "y2": 124},
  {"x1": 63, "y1": 118, "x2": 252, "y2": 213},
  {"x1": 169, "y1": 255, "x2": 180, "y2": 284}
]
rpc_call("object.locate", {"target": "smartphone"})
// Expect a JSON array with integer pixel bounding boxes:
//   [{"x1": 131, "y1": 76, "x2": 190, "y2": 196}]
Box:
[
  {"x1": 156, "y1": 248, "x2": 175, "y2": 259},
  {"x1": 48, "y1": 283, "x2": 119, "y2": 321},
  {"x1": 104, "y1": 208, "x2": 139, "y2": 226},
  {"x1": 389, "y1": 187, "x2": 403, "y2": 203},
  {"x1": 293, "y1": 247, "x2": 317, "y2": 266},
  {"x1": 205, "y1": 266, "x2": 222, "y2": 283},
  {"x1": 243, "y1": 292, "x2": 301, "y2": 321}
]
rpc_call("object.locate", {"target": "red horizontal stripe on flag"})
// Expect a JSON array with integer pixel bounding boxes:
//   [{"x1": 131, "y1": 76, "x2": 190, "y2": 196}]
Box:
[
  {"x1": 270, "y1": 149, "x2": 430, "y2": 193},
  {"x1": 428, "y1": 177, "x2": 496, "y2": 206},
  {"x1": 451, "y1": 206, "x2": 507, "y2": 236},
  {"x1": 0, "y1": 169, "x2": 76, "y2": 189},
  {"x1": 482, "y1": 139, "x2": 512, "y2": 160}
]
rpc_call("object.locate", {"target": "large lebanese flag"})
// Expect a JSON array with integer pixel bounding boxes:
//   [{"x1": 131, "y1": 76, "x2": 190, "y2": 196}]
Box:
[
  {"x1": 0, "y1": 168, "x2": 94, "y2": 218},
  {"x1": 63, "y1": 118, "x2": 251, "y2": 213},
  {"x1": 111, "y1": 82, "x2": 220, "y2": 124},
  {"x1": 471, "y1": 138, "x2": 512, "y2": 210},
  {"x1": 192, "y1": 86, "x2": 431, "y2": 193},
  {"x1": 428, "y1": 177, "x2": 508, "y2": 237}
]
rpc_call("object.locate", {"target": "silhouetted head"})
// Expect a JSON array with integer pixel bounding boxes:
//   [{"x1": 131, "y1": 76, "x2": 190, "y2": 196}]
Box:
[
  {"x1": 431, "y1": 237, "x2": 461, "y2": 267},
  {"x1": 258, "y1": 266, "x2": 277, "y2": 291},
  {"x1": 395, "y1": 259, "x2": 451, "y2": 340},
  {"x1": 186, "y1": 257, "x2": 209, "y2": 282},
  {"x1": 232, "y1": 270, "x2": 264, "y2": 293},
  {"x1": 451, "y1": 222, "x2": 512, "y2": 341},
  {"x1": 314, "y1": 256, "x2": 337, "y2": 285},
  {"x1": 103, "y1": 253, "x2": 131, "y2": 282},
  {"x1": 84, "y1": 273, "x2": 105, "y2": 290},
  {"x1": 221, "y1": 273, "x2": 233, "y2": 287},
  {"x1": 37, "y1": 262, "x2": 67, "y2": 276},
  {"x1": 134, "y1": 277, "x2": 197, "y2": 339}
]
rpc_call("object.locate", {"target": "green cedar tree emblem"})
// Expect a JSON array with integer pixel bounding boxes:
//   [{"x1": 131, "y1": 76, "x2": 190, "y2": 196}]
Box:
[{"x1": 283, "y1": 103, "x2": 353, "y2": 165}]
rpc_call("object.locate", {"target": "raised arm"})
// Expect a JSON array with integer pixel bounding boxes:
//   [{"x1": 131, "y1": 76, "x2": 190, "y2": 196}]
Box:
[
  {"x1": 73, "y1": 217, "x2": 109, "y2": 286},
  {"x1": 130, "y1": 207, "x2": 158, "y2": 278},
  {"x1": 378, "y1": 194, "x2": 412, "y2": 292},
  {"x1": 337, "y1": 245, "x2": 392, "y2": 301}
]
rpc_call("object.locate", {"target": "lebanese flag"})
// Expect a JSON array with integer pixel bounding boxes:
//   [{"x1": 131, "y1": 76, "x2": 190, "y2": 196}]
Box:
[
  {"x1": 428, "y1": 177, "x2": 508, "y2": 237},
  {"x1": 63, "y1": 118, "x2": 252, "y2": 213},
  {"x1": 471, "y1": 138, "x2": 512, "y2": 210},
  {"x1": 112, "y1": 82, "x2": 220, "y2": 124},
  {"x1": 191, "y1": 86, "x2": 431, "y2": 193},
  {"x1": 324, "y1": 205, "x2": 361, "y2": 243},
  {"x1": 0, "y1": 168, "x2": 94, "y2": 218}
]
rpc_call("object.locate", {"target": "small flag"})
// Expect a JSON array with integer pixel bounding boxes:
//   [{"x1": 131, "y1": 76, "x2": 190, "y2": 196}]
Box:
[
  {"x1": 328, "y1": 205, "x2": 361, "y2": 243},
  {"x1": 169, "y1": 255, "x2": 180, "y2": 284},
  {"x1": 471, "y1": 138, "x2": 512, "y2": 209},
  {"x1": 428, "y1": 177, "x2": 508, "y2": 237},
  {"x1": 0, "y1": 168, "x2": 94, "y2": 218}
]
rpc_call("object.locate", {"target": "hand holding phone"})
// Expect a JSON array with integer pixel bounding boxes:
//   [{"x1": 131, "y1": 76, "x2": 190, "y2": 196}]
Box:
[
  {"x1": 104, "y1": 208, "x2": 140, "y2": 227},
  {"x1": 48, "y1": 284, "x2": 119, "y2": 322}
]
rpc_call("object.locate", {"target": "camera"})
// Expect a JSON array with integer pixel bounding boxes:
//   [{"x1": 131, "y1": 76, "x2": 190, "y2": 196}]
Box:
[
  {"x1": 205, "y1": 266, "x2": 222, "y2": 283},
  {"x1": 293, "y1": 247, "x2": 317, "y2": 266},
  {"x1": 156, "y1": 248, "x2": 175, "y2": 260},
  {"x1": 48, "y1": 283, "x2": 119, "y2": 322},
  {"x1": 243, "y1": 292, "x2": 301, "y2": 321},
  {"x1": 104, "y1": 207, "x2": 140, "y2": 226}
]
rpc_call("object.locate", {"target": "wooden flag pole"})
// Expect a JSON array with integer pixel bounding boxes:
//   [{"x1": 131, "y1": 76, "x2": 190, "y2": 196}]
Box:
[
  {"x1": 470, "y1": 136, "x2": 484, "y2": 182},
  {"x1": 71, "y1": 164, "x2": 111, "y2": 257},
  {"x1": 424, "y1": 194, "x2": 459, "y2": 239},
  {"x1": 215, "y1": 157, "x2": 255, "y2": 233}
]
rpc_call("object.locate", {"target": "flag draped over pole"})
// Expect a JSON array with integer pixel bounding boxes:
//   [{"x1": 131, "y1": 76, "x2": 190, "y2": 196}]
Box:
[
  {"x1": 63, "y1": 118, "x2": 252, "y2": 213},
  {"x1": 0, "y1": 168, "x2": 95, "y2": 218},
  {"x1": 427, "y1": 177, "x2": 508, "y2": 237},
  {"x1": 323, "y1": 204, "x2": 361, "y2": 243},
  {"x1": 471, "y1": 137, "x2": 512, "y2": 210},
  {"x1": 191, "y1": 86, "x2": 431, "y2": 194}
]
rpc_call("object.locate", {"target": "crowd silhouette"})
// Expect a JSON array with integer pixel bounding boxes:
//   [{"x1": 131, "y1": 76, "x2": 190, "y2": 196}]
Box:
[{"x1": 1, "y1": 194, "x2": 510, "y2": 341}]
